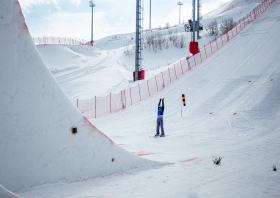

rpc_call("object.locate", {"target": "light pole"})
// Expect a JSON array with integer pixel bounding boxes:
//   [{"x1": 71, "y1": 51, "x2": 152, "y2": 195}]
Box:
[
  {"x1": 192, "y1": 0, "x2": 195, "y2": 41},
  {"x1": 177, "y1": 2, "x2": 183, "y2": 24},
  {"x1": 89, "y1": 0, "x2": 95, "y2": 44},
  {"x1": 149, "y1": 0, "x2": 151, "y2": 29},
  {"x1": 135, "y1": 0, "x2": 142, "y2": 81},
  {"x1": 197, "y1": 0, "x2": 200, "y2": 39}
]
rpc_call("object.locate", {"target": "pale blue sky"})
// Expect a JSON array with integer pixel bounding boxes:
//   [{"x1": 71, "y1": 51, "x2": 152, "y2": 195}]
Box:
[{"x1": 19, "y1": 0, "x2": 230, "y2": 40}]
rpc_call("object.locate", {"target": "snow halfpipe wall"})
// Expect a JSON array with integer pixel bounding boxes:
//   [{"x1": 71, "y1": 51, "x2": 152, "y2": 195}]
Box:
[{"x1": 0, "y1": 0, "x2": 158, "y2": 192}]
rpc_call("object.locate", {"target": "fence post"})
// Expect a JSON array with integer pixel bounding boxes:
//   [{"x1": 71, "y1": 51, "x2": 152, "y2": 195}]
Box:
[
  {"x1": 110, "y1": 93, "x2": 111, "y2": 113},
  {"x1": 210, "y1": 41, "x2": 213, "y2": 54},
  {"x1": 180, "y1": 60, "x2": 183, "y2": 74},
  {"x1": 227, "y1": 32, "x2": 229, "y2": 42},
  {"x1": 138, "y1": 84, "x2": 141, "y2": 101},
  {"x1": 161, "y1": 72, "x2": 165, "y2": 88},
  {"x1": 130, "y1": 87, "x2": 132, "y2": 105},
  {"x1": 147, "y1": 81, "x2": 150, "y2": 97},
  {"x1": 121, "y1": 91, "x2": 123, "y2": 109},
  {"x1": 77, "y1": 99, "x2": 78, "y2": 109},
  {"x1": 155, "y1": 76, "x2": 158, "y2": 91},
  {"x1": 220, "y1": 36, "x2": 223, "y2": 48},
  {"x1": 124, "y1": 90, "x2": 126, "y2": 108},
  {"x1": 95, "y1": 96, "x2": 96, "y2": 118},
  {"x1": 187, "y1": 57, "x2": 191, "y2": 70},
  {"x1": 204, "y1": 45, "x2": 208, "y2": 58},
  {"x1": 168, "y1": 68, "x2": 171, "y2": 83},
  {"x1": 174, "y1": 65, "x2": 177, "y2": 79}
]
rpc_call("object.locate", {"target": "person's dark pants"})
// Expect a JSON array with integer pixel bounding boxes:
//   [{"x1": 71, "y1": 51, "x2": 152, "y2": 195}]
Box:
[{"x1": 156, "y1": 118, "x2": 164, "y2": 134}]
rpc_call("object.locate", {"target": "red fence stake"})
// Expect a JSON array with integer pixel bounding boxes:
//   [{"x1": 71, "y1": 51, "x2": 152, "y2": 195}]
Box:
[
  {"x1": 162, "y1": 72, "x2": 165, "y2": 87},
  {"x1": 168, "y1": 68, "x2": 171, "y2": 83},
  {"x1": 130, "y1": 87, "x2": 132, "y2": 105},
  {"x1": 110, "y1": 93, "x2": 111, "y2": 113},
  {"x1": 95, "y1": 96, "x2": 96, "y2": 118},
  {"x1": 174, "y1": 65, "x2": 177, "y2": 79},
  {"x1": 124, "y1": 90, "x2": 126, "y2": 108},
  {"x1": 138, "y1": 84, "x2": 141, "y2": 101},
  {"x1": 147, "y1": 81, "x2": 150, "y2": 97},
  {"x1": 121, "y1": 90, "x2": 123, "y2": 109},
  {"x1": 187, "y1": 57, "x2": 191, "y2": 70},
  {"x1": 204, "y1": 45, "x2": 207, "y2": 58},
  {"x1": 155, "y1": 76, "x2": 158, "y2": 91},
  {"x1": 77, "y1": 99, "x2": 78, "y2": 109},
  {"x1": 210, "y1": 41, "x2": 213, "y2": 54},
  {"x1": 215, "y1": 38, "x2": 218, "y2": 50}
]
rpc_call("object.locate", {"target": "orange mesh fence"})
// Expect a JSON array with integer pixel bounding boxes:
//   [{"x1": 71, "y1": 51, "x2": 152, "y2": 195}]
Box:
[
  {"x1": 220, "y1": 0, "x2": 264, "y2": 14},
  {"x1": 33, "y1": 37, "x2": 93, "y2": 46},
  {"x1": 73, "y1": 0, "x2": 274, "y2": 118}
]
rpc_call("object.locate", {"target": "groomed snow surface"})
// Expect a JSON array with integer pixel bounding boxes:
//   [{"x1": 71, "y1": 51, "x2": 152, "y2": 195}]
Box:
[
  {"x1": 0, "y1": 0, "x2": 159, "y2": 195},
  {"x1": 1, "y1": 0, "x2": 280, "y2": 197}
]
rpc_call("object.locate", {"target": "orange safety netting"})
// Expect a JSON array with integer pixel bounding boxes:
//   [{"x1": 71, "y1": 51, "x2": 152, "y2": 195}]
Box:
[{"x1": 73, "y1": 0, "x2": 275, "y2": 118}]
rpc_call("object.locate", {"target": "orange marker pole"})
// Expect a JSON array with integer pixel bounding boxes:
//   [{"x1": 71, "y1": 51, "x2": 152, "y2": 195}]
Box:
[{"x1": 181, "y1": 94, "x2": 186, "y2": 117}]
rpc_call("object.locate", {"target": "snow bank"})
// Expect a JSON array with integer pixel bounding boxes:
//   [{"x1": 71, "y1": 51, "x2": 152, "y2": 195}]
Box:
[
  {"x1": 0, "y1": 0, "x2": 158, "y2": 193},
  {"x1": 0, "y1": 185, "x2": 21, "y2": 198},
  {"x1": 37, "y1": 45, "x2": 101, "y2": 74}
]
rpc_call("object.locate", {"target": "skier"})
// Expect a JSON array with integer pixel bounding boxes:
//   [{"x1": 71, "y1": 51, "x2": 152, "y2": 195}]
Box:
[{"x1": 155, "y1": 98, "x2": 165, "y2": 137}]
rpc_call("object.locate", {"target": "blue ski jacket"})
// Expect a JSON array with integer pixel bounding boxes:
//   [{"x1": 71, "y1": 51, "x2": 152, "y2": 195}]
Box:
[{"x1": 157, "y1": 100, "x2": 164, "y2": 119}]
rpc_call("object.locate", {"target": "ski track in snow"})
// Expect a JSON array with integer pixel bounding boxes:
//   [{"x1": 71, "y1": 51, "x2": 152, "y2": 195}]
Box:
[{"x1": 55, "y1": 51, "x2": 116, "y2": 84}]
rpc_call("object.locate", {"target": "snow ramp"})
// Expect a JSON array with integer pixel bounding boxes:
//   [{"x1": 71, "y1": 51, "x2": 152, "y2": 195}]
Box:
[{"x1": 0, "y1": 0, "x2": 158, "y2": 193}]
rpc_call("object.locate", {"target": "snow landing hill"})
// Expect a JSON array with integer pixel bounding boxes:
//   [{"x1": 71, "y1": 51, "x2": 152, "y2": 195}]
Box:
[{"x1": 0, "y1": 0, "x2": 159, "y2": 193}]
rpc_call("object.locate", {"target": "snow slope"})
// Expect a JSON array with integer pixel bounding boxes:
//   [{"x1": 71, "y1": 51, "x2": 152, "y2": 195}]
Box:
[
  {"x1": 18, "y1": 0, "x2": 280, "y2": 197},
  {"x1": 36, "y1": 0, "x2": 261, "y2": 101},
  {"x1": 0, "y1": 185, "x2": 21, "y2": 198},
  {"x1": 0, "y1": 0, "x2": 158, "y2": 193}
]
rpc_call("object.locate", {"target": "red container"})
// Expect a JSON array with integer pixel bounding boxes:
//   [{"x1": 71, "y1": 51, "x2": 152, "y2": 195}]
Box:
[
  {"x1": 189, "y1": 42, "x2": 200, "y2": 55},
  {"x1": 133, "y1": 70, "x2": 145, "y2": 81},
  {"x1": 140, "y1": 70, "x2": 145, "y2": 80}
]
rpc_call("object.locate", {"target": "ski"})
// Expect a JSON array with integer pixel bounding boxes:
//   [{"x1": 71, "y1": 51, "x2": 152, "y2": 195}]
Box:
[{"x1": 149, "y1": 135, "x2": 168, "y2": 138}]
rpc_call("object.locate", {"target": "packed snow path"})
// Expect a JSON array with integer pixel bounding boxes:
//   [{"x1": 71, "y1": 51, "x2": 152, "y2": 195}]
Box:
[
  {"x1": 18, "y1": 0, "x2": 280, "y2": 197},
  {"x1": 55, "y1": 51, "x2": 116, "y2": 84}
]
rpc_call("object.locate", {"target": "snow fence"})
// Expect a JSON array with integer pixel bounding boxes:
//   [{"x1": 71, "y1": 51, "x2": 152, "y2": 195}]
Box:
[
  {"x1": 32, "y1": 37, "x2": 93, "y2": 46},
  {"x1": 74, "y1": 0, "x2": 275, "y2": 119},
  {"x1": 221, "y1": 0, "x2": 265, "y2": 14}
]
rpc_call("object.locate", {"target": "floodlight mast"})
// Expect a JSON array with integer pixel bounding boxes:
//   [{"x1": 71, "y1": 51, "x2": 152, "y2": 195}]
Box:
[
  {"x1": 89, "y1": 1, "x2": 95, "y2": 44},
  {"x1": 149, "y1": 0, "x2": 151, "y2": 29},
  {"x1": 177, "y1": 2, "x2": 183, "y2": 24},
  {"x1": 197, "y1": 0, "x2": 201, "y2": 39},
  {"x1": 135, "y1": 0, "x2": 143, "y2": 81},
  {"x1": 192, "y1": 0, "x2": 196, "y2": 42}
]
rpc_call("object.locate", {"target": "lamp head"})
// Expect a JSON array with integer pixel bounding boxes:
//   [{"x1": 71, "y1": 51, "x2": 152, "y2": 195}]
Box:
[{"x1": 89, "y1": 1, "x2": 95, "y2": 7}]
